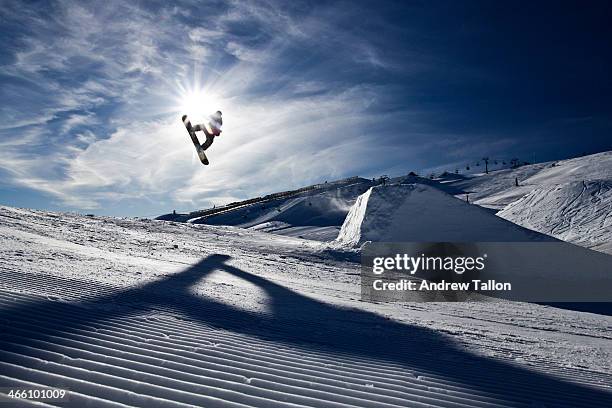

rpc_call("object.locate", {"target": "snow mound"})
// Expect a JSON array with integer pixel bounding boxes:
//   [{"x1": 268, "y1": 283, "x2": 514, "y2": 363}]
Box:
[
  {"x1": 498, "y1": 180, "x2": 612, "y2": 254},
  {"x1": 336, "y1": 184, "x2": 554, "y2": 247}
]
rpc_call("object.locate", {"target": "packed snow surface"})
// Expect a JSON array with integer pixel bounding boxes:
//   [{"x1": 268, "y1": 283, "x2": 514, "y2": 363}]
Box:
[
  {"x1": 336, "y1": 184, "x2": 554, "y2": 247},
  {"x1": 1, "y1": 205, "x2": 611, "y2": 407}
]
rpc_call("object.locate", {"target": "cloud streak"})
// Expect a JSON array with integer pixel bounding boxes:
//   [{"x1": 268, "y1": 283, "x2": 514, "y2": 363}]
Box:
[{"x1": 2, "y1": 0, "x2": 555, "y2": 215}]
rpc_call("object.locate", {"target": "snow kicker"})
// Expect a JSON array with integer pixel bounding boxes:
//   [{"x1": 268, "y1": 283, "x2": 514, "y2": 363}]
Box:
[{"x1": 335, "y1": 184, "x2": 555, "y2": 247}]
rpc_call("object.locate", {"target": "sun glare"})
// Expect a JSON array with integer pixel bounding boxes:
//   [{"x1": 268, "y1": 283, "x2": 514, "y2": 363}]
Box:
[{"x1": 177, "y1": 88, "x2": 222, "y2": 123}]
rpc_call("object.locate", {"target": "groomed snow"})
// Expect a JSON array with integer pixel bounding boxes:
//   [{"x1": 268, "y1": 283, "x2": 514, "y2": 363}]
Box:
[{"x1": 1, "y1": 205, "x2": 611, "y2": 407}]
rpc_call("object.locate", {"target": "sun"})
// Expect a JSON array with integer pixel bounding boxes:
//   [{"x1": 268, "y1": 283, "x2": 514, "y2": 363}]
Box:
[{"x1": 177, "y1": 88, "x2": 222, "y2": 123}]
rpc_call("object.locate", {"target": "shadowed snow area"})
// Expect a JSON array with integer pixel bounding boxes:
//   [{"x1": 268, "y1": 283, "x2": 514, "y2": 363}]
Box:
[
  {"x1": 1, "y1": 206, "x2": 611, "y2": 407},
  {"x1": 335, "y1": 184, "x2": 555, "y2": 247}
]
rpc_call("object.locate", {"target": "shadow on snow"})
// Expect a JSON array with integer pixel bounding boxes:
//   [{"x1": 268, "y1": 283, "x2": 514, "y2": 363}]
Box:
[{"x1": 0, "y1": 254, "x2": 610, "y2": 406}]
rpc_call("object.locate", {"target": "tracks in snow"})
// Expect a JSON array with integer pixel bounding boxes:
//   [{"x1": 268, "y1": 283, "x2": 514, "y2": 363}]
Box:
[
  {"x1": 1, "y1": 206, "x2": 611, "y2": 407},
  {"x1": 1, "y1": 271, "x2": 611, "y2": 408}
]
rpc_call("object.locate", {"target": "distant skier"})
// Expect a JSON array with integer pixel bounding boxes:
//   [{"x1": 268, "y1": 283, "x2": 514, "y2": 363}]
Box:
[{"x1": 181, "y1": 111, "x2": 223, "y2": 165}]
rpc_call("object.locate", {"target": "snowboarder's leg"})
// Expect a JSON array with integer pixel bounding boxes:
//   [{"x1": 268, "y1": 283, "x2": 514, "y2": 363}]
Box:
[
  {"x1": 182, "y1": 115, "x2": 193, "y2": 132},
  {"x1": 181, "y1": 115, "x2": 209, "y2": 165},
  {"x1": 201, "y1": 134, "x2": 215, "y2": 151}
]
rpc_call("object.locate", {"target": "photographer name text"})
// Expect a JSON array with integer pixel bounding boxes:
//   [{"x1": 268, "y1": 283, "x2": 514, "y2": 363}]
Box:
[{"x1": 373, "y1": 279, "x2": 511, "y2": 291}]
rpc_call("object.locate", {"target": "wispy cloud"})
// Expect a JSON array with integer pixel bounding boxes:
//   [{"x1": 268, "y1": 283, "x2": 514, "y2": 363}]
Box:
[{"x1": 0, "y1": 0, "x2": 507, "y2": 215}]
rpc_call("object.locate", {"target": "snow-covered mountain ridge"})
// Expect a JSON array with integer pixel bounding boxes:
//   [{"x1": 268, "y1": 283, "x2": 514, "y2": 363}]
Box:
[{"x1": 159, "y1": 151, "x2": 612, "y2": 253}]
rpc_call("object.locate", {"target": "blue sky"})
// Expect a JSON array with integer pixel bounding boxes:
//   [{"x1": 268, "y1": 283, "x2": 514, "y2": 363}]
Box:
[{"x1": 1, "y1": 0, "x2": 611, "y2": 216}]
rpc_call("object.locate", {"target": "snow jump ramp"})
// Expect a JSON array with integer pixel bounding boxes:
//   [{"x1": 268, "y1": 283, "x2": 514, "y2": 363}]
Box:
[
  {"x1": 336, "y1": 184, "x2": 612, "y2": 302},
  {"x1": 335, "y1": 184, "x2": 553, "y2": 247}
]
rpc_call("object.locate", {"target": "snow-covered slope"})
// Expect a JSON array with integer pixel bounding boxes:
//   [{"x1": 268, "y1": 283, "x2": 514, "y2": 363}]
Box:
[
  {"x1": 199, "y1": 180, "x2": 373, "y2": 241},
  {"x1": 160, "y1": 176, "x2": 471, "y2": 242},
  {"x1": 498, "y1": 180, "x2": 612, "y2": 254},
  {"x1": 1, "y1": 205, "x2": 611, "y2": 407},
  {"x1": 448, "y1": 151, "x2": 612, "y2": 210},
  {"x1": 158, "y1": 152, "x2": 612, "y2": 252},
  {"x1": 336, "y1": 184, "x2": 554, "y2": 247},
  {"x1": 445, "y1": 151, "x2": 612, "y2": 253},
  {"x1": 158, "y1": 177, "x2": 374, "y2": 241}
]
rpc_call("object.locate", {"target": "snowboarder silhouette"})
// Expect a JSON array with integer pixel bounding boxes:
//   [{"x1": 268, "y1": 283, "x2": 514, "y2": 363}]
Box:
[
  {"x1": 182, "y1": 111, "x2": 223, "y2": 165},
  {"x1": 191, "y1": 110, "x2": 223, "y2": 150}
]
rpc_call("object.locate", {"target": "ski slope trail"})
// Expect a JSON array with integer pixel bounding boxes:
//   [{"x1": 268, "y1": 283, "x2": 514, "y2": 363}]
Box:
[
  {"x1": 447, "y1": 151, "x2": 612, "y2": 210},
  {"x1": 1, "y1": 206, "x2": 611, "y2": 407}
]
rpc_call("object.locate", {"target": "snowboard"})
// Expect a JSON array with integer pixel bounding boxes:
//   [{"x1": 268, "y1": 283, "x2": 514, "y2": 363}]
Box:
[{"x1": 182, "y1": 115, "x2": 209, "y2": 165}]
